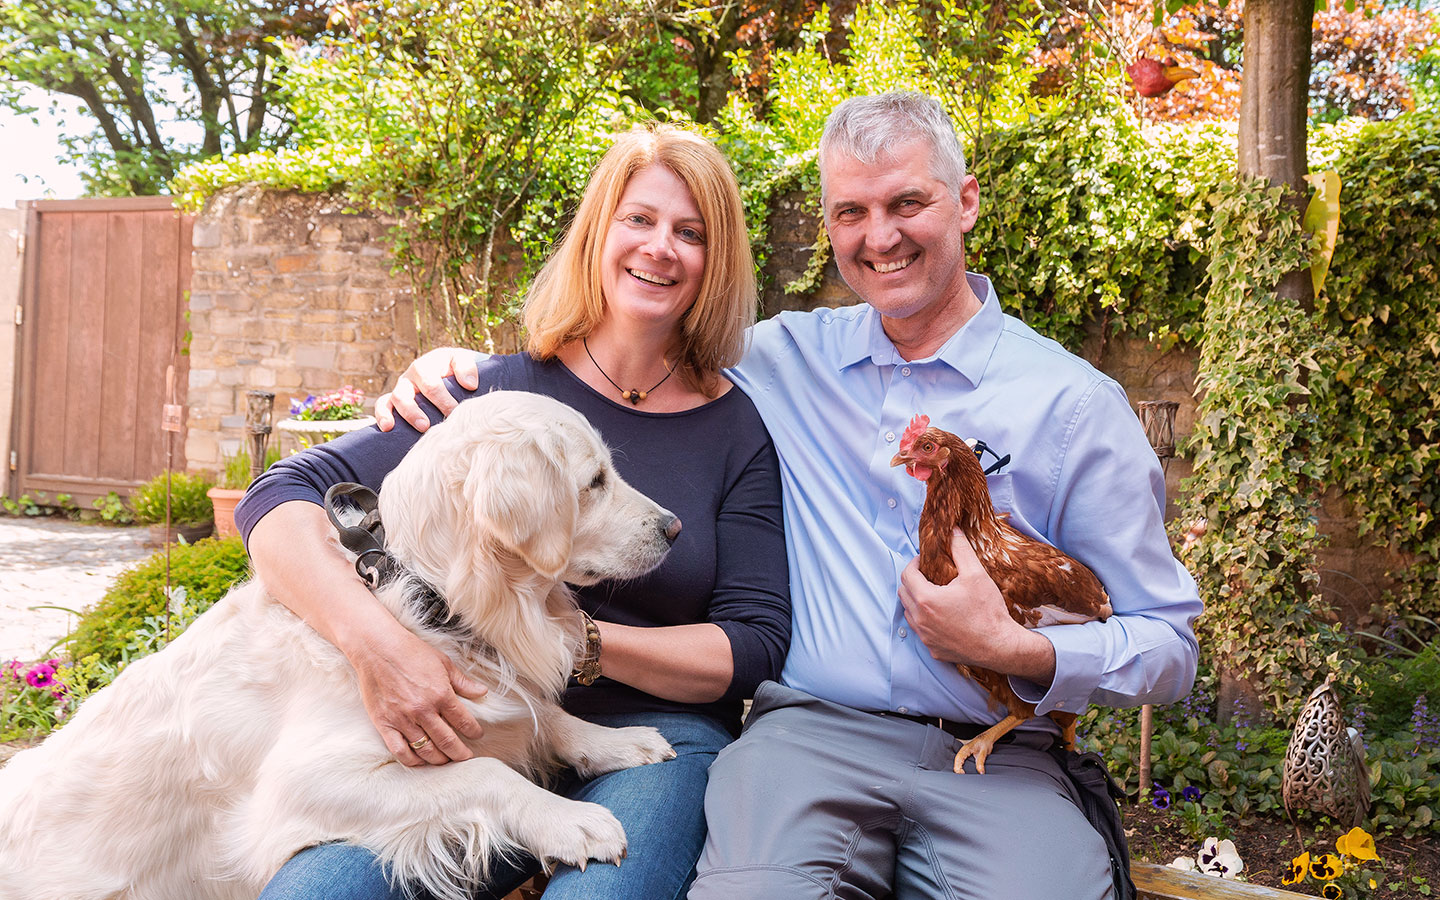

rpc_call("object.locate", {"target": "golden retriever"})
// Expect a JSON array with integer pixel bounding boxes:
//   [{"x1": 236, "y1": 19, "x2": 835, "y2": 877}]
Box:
[{"x1": 0, "y1": 391, "x2": 681, "y2": 900}]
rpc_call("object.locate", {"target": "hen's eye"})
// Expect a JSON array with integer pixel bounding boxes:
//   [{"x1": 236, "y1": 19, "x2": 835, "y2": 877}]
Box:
[{"x1": 921, "y1": 441, "x2": 934, "y2": 452}]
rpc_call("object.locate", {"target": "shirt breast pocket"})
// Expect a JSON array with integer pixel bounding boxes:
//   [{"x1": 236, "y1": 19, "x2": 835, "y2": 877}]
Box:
[
  {"x1": 985, "y1": 472, "x2": 1015, "y2": 517},
  {"x1": 988, "y1": 472, "x2": 1043, "y2": 542}
]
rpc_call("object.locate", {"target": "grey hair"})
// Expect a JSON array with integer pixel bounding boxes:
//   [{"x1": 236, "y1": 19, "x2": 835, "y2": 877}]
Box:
[{"x1": 818, "y1": 92, "x2": 968, "y2": 198}]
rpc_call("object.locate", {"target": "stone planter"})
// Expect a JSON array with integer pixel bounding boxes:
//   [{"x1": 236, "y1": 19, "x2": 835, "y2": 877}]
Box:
[
  {"x1": 276, "y1": 416, "x2": 377, "y2": 450},
  {"x1": 208, "y1": 487, "x2": 246, "y2": 538},
  {"x1": 146, "y1": 521, "x2": 215, "y2": 547}
]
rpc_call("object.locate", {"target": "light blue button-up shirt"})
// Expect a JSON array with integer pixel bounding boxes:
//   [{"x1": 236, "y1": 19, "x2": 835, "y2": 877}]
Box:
[{"x1": 727, "y1": 273, "x2": 1202, "y2": 732}]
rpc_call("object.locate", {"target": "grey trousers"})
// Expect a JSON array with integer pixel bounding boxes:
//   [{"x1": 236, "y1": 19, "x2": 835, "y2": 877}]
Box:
[{"x1": 688, "y1": 681, "x2": 1114, "y2": 900}]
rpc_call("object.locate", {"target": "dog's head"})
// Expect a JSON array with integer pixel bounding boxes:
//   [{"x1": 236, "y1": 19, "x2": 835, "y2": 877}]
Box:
[{"x1": 379, "y1": 391, "x2": 679, "y2": 596}]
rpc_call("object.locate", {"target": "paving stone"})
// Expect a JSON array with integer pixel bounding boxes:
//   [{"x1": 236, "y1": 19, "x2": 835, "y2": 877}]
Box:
[{"x1": 0, "y1": 517, "x2": 151, "y2": 662}]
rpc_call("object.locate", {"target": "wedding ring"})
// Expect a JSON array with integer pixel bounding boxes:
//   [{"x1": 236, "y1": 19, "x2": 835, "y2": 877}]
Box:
[{"x1": 409, "y1": 736, "x2": 431, "y2": 751}]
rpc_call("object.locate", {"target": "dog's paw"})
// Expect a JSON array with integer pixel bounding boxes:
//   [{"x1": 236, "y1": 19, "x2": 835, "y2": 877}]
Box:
[
  {"x1": 570, "y1": 726, "x2": 676, "y2": 777},
  {"x1": 521, "y1": 798, "x2": 628, "y2": 871}
]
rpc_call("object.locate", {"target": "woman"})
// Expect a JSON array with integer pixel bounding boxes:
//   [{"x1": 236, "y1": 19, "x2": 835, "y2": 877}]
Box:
[{"x1": 240, "y1": 124, "x2": 790, "y2": 900}]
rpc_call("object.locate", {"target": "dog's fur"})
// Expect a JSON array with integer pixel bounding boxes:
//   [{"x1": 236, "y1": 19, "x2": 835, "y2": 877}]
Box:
[{"x1": 0, "y1": 391, "x2": 681, "y2": 900}]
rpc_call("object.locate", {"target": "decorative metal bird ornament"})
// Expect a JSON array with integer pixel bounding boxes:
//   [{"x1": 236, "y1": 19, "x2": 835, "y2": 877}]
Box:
[{"x1": 1282, "y1": 676, "x2": 1371, "y2": 839}]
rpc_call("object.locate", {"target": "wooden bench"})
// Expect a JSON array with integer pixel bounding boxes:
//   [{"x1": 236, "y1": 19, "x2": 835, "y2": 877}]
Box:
[
  {"x1": 508, "y1": 864, "x2": 1311, "y2": 900},
  {"x1": 1135, "y1": 863, "x2": 1313, "y2": 900}
]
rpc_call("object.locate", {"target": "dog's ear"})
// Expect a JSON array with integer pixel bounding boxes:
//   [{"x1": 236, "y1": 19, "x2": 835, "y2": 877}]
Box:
[{"x1": 465, "y1": 432, "x2": 577, "y2": 580}]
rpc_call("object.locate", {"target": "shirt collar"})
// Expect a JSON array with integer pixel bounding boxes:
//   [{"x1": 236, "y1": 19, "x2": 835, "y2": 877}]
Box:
[{"x1": 838, "y1": 273, "x2": 1003, "y2": 386}]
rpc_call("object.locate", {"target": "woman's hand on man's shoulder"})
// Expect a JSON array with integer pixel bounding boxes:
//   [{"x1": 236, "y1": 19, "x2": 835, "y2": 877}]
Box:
[{"x1": 376, "y1": 348, "x2": 487, "y2": 432}]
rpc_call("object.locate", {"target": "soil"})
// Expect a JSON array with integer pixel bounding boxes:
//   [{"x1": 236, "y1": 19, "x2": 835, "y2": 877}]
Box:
[{"x1": 1125, "y1": 801, "x2": 1440, "y2": 896}]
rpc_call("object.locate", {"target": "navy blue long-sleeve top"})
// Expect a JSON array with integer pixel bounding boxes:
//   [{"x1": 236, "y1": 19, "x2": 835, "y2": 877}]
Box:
[{"x1": 236, "y1": 353, "x2": 791, "y2": 735}]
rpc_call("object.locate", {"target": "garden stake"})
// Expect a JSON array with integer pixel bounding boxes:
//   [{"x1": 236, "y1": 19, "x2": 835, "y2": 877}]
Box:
[
  {"x1": 1136, "y1": 401, "x2": 1179, "y2": 800},
  {"x1": 160, "y1": 364, "x2": 185, "y2": 641}
]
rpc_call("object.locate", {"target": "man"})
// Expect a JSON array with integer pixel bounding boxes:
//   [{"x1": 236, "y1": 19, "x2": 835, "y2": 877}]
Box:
[{"x1": 378, "y1": 92, "x2": 1202, "y2": 899}]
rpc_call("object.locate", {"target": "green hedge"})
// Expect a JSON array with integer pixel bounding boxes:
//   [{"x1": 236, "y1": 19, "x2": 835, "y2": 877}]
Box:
[{"x1": 66, "y1": 537, "x2": 251, "y2": 666}]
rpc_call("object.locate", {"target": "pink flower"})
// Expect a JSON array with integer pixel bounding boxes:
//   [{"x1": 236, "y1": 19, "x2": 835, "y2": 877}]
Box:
[
  {"x1": 4, "y1": 659, "x2": 22, "y2": 680},
  {"x1": 25, "y1": 663, "x2": 56, "y2": 689}
]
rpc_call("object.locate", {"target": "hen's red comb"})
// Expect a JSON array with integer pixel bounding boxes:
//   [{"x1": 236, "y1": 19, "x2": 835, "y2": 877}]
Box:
[{"x1": 899, "y1": 414, "x2": 930, "y2": 453}]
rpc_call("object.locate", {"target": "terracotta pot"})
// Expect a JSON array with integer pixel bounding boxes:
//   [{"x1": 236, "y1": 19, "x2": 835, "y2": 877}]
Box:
[
  {"x1": 146, "y1": 520, "x2": 215, "y2": 547},
  {"x1": 208, "y1": 486, "x2": 246, "y2": 538}
]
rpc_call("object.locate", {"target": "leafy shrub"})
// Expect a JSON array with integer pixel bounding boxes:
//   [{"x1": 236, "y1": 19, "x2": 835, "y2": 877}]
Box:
[
  {"x1": 65, "y1": 537, "x2": 250, "y2": 666},
  {"x1": 1357, "y1": 641, "x2": 1440, "y2": 739},
  {"x1": 1077, "y1": 692, "x2": 1440, "y2": 837},
  {"x1": 220, "y1": 446, "x2": 283, "y2": 490},
  {"x1": 91, "y1": 491, "x2": 136, "y2": 524},
  {"x1": 1, "y1": 491, "x2": 77, "y2": 518},
  {"x1": 130, "y1": 472, "x2": 215, "y2": 525}
]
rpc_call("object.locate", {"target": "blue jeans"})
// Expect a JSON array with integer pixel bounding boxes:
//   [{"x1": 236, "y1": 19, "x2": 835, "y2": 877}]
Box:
[{"x1": 260, "y1": 712, "x2": 731, "y2": 900}]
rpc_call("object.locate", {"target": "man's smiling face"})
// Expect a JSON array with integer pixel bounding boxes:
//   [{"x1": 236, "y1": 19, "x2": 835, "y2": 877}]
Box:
[{"x1": 821, "y1": 140, "x2": 979, "y2": 328}]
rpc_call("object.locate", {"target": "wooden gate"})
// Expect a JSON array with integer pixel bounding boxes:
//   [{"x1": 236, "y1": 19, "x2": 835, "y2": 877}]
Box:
[{"x1": 9, "y1": 197, "x2": 194, "y2": 507}]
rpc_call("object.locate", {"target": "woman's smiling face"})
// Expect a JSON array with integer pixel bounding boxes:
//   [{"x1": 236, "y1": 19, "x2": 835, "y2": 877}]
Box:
[{"x1": 599, "y1": 164, "x2": 707, "y2": 331}]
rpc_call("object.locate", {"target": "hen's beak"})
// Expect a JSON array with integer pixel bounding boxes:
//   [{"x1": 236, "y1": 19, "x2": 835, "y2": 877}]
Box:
[{"x1": 889, "y1": 451, "x2": 910, "y2": 469}]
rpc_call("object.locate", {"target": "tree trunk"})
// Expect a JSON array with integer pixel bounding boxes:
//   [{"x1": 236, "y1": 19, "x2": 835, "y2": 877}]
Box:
[
  {"x1": 1237, "y1": 0, "x2": 1314, "y2": 306},
  {"x1": 1222, "y1": 0, "x2": 1316, "y2": 727}
]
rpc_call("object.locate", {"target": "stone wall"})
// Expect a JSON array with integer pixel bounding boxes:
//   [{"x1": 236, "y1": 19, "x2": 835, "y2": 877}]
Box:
[{"x1": 184, "y1": 187, "x2": 419, "y2": 472}]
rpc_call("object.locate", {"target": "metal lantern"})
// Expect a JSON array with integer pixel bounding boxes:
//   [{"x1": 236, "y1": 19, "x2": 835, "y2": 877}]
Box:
[
  {"x1": 1137, "y1": 400, "x2": 1179, "y2": 463},
  {"x1": 1283, "y1": 676, "x2": 1370, "y2": 836},
  {"x1": 245, "y1": 390, "x2": 276, "y2": 484}
]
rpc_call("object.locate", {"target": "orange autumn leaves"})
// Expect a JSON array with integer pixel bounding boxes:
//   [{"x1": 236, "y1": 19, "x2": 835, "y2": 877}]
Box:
[{"x1": 1032, "y1": 0, "x2": 1438, "y2": 122}]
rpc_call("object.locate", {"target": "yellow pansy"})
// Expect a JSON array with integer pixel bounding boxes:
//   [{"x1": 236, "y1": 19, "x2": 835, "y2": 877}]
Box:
[
  {"x1": 1284, "y1": 852, "x2": 1310, "y2": 885},
  {"x1": 1322, "y1": 884, "x2": 1342, "y2": 899},
  {"x1": 1336, "y1": 826, "x2": 1380, "y2": 861},
  {"x1": 1310, "y1": 853, "x2": 1343, "y2": 880}
]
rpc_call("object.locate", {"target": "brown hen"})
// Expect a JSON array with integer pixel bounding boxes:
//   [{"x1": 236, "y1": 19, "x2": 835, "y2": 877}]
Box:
[{"x1": 890, "y1": 414, "x2": 1113, "y2": 774}]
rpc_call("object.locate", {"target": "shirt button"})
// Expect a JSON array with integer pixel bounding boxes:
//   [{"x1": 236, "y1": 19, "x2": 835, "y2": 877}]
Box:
[
  {"x1": 898, "y1": 627, "x2": 908, "y2": 638},
  {"x1": 1056, "y1": 701, "x2": 1066, "y2": 709},
  {"x1": 885, "y1": 431, "x2": 896, "y2": 442},
  {"x1": 901, "y1": 366, "x2": 912, "y2": 376},
  {"x1": 887, "y1": 498, "x2": 897, "y2": 509},
  {"x1": 897, "y1": 706, "x2": 908, "y2": 714}
]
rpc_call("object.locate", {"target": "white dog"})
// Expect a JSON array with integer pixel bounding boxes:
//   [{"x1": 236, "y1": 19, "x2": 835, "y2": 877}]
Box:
[{"x1": 0, "y1": 391, "x2": 682, "y2": 900}]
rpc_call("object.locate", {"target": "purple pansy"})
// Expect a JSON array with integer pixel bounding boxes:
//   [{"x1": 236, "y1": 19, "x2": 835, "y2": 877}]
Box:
[
  {"x1": 1182, "y1": 786, "x2": 1203, "y2": 803},
  {"x1": 24, "y1": 663, "x2": 56, "y2": 689},
  {"x1": 1151, "y1": 784, "x2": 1171, "y2": 810}
]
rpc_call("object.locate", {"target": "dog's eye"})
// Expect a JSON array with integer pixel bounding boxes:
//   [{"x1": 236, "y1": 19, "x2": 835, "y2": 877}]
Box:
[{"x1": 588, "y1": 470, "x2": 607, "y2": 491}]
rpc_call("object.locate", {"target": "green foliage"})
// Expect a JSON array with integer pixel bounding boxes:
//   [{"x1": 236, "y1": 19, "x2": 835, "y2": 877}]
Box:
[
  {"x1": 969, "y1": 108, "x2": 1234, "y2": 349},
  {"x1": 91, "y1": 491, "x2": 136, "y2": 525},
  {"x1": 1356, "y1": 641, "x2": 1440, "y2": 739},
  {"x1": 0, "y1": 491, "x2": 76, "y2": 518},
  {"x1": 1177, "y1": 175, "x2": 1357, "y2": 717},
  {"x1": 0, "y1": 0, "x2": 325, "y2": 194},
  {"x1": 130, "y1": 472, "x2": 215, "y2": 526},
  {"x1": 1078, "y1": 701, "x2": 1440, "y2": 838},
  {"x1": 65, "y1": 537, "x2": 250, "y2": 667},
  {"x1": 1310, "y1": 107, "x2": 1440, "y2": 626},
  {"x1": 220, "y1": 446, "x2": 283, "y2": 491}
]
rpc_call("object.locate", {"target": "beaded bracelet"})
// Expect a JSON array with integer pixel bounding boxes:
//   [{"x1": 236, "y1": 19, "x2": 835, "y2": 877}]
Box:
[{"x1": 572, "y1": 610, "x2": 603, "y2": 686}]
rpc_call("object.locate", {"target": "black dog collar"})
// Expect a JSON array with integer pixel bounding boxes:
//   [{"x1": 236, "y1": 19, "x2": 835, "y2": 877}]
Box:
[{"x1": 323, "y1": 483, "x2": 462, "y2": 634}]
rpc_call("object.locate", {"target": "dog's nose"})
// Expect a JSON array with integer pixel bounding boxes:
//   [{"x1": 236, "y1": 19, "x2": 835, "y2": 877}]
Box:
[{"x1": 663, "y1": 515, "x2": 682, "y2": 545}]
